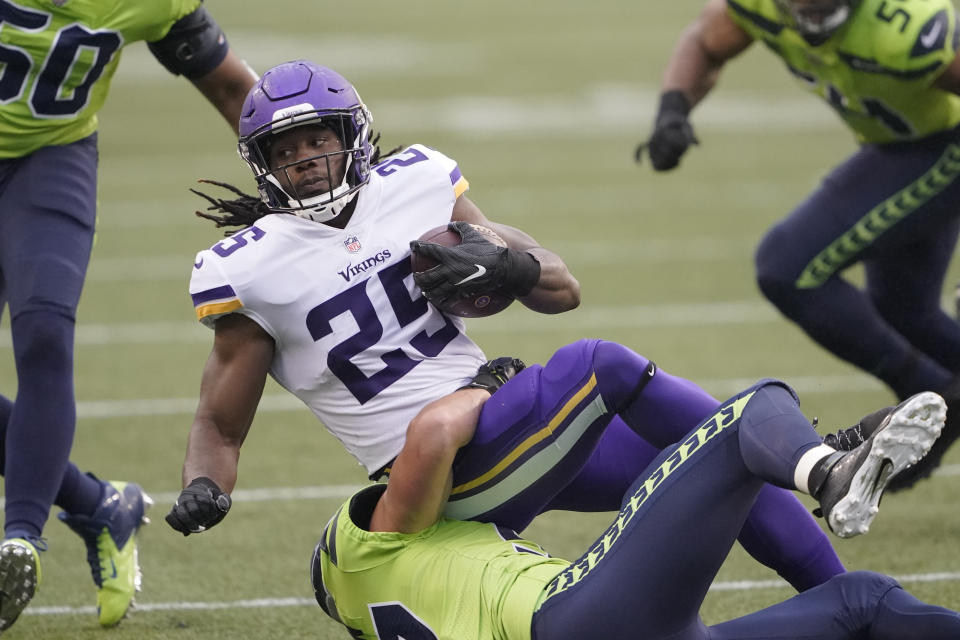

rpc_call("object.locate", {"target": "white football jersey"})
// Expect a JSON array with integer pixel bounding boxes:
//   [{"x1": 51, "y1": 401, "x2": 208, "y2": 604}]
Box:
[{"x1": 189, "y1": 145, "x2": 487, "y2": 473}]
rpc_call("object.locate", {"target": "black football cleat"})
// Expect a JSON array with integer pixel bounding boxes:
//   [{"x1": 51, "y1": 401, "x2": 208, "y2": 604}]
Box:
[
  {"x1": 810, "y1": 392, "x2": 945, "y2": 538},
  {"x1": 821, "y1": 406, "x2": 894, "y2": 451},
  {"x1": 885, "y1": 389, "x2": 960, "y2": 492}
]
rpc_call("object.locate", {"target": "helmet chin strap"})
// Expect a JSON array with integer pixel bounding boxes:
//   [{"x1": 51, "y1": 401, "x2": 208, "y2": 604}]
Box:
[
  {"x1": 267, "y1": 152, "x2": 358, "y2": 223},
  {"x1": 295, "y1": 185, "x2": 358, "y2": 223}
]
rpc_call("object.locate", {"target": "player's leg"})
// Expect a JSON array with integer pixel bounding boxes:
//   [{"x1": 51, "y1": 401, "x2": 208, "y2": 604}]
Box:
[
  {"x1": 709, "y1": 571, "x2": 960, "y2": 639},
  {"x1": 544, "y1": 416, "x2": 843, "y2": 591},
  {"x1": 754, "y1": 137, "x2": 960, "y2": 400},
  {"x1": 864, "y1": 216, "x2": 960, "y2": 375},
  {"x1": 0, "y1": 136, "x2": 150, "y2": 628},
  {"x1": 547, "y1": 343, "x2": 844, "y2": 591},
  {"x1": 530, "y1": 382, "x2": 945, "y2": 639},
  {"x1": 0, "y1": 137, "x2": 99, "y2": 544},
  {"x1": 861, "y1": 221, "x2": 960, "y2": 489},
  {"x1": 445, "y1": 338, "x2": 643, "y2": 530}
]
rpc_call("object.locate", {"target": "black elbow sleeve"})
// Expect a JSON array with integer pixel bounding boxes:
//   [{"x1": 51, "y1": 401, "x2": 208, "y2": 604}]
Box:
[{"x1": 147, "y1": 6, "x2": 229, "y2": 80}]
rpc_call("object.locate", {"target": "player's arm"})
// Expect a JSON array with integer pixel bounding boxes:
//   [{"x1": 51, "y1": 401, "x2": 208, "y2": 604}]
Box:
[
  {"x1": 190, "y1": 51, "x2": 258, "y2": 134},
  {"x1": 147, "y1": 5, "x2": 258, "y2": 134},
  {"x1": 933, "y1": 49, "x2": 960, "y2": 95},
  {"x1": 661, "y1": 0, "x2": 754, "y2": 107},
  {"x1": 640, "y1": 0, "x2": 754, "y2": 170},
  {"x1": 165, "y1": 313, "x2": 275, "y2": 536},
  {"x1": 370, "y1": 389, "x2": 489, "y2": 533},
  {"x1": 411, "y1": 195, "x2": 581, "y2": 314}
]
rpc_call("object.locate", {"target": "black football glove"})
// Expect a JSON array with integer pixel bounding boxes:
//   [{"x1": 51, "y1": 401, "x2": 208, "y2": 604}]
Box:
[
  {"x1": 636, "y1": 90, "x2": 699, "y2": 171},
  {"x1": 461, "y1": 356, "x2": 526, "y2": 394},
  {"x1": 165, "y1": 476, "x2": 232, "y2": 536},
  {"x1": 410, "y1": 221, "x2": 541, "y2": 307}
]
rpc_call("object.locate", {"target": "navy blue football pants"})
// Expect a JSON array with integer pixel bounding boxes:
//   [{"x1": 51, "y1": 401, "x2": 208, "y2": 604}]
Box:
[
  {"x1": 444, "y1": 339, "x2": 843, "y2": 591},
  {"x1": 0, "y1": 135, "x2": 105, "y2": 539},
  {"x1": 756, "y1": 126, "x2": 960, "y2": 399},
  {"x1": 531, "y1": 382, "x2": 960, "y2": 639}
]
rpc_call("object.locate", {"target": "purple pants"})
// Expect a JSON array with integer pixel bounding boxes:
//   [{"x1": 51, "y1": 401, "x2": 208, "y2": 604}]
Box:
[{"x1": 445, "y1": 339, "x2": 843, "y2": 591}]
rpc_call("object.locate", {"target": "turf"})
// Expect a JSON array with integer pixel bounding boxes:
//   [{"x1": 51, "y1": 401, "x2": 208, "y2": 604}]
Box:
[{"x1": 1, "y1": 0, "x2": 959, "y2": 638}]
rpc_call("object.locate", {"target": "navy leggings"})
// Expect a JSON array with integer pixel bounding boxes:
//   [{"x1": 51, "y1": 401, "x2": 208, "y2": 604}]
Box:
[
  {"x1": 531, "y1": 382, "x2": 960, "y2": 639},
  {"x1": 755, "y1": 128, "x2": 960, "y2": 399},
  {"x1": 444, "y1": 339, "x2": 842, "y2": 591},
  {"x1": 0, "y1": 135, "x2": 102, "y2": 537}
]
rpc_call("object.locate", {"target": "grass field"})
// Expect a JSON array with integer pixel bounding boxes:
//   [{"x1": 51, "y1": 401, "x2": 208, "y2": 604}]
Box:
[{"x1": 2, "y1": 0, "x2": 960, "y2": 638}]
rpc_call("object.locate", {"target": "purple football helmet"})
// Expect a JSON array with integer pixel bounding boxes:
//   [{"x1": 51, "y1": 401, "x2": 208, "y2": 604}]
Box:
[{"x1": 238, "y1": 60, "x2": 373, "y2": 222}]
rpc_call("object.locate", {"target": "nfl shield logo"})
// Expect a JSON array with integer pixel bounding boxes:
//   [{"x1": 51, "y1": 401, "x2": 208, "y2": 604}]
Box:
[{"x1": 344, "y1": 236, "x2": 362, "y2": 253}]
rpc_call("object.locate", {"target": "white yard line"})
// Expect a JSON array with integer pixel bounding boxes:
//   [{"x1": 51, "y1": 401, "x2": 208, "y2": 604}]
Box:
[
  {"x1": 68, "y1": 373, "x2": 884, "y2": 421},
  {"x1": 0, "y1": 301, "x2": 782, "y2": 349},
  {"x1": 24, "y1": 571, "x2": 960, "y2": 617}
]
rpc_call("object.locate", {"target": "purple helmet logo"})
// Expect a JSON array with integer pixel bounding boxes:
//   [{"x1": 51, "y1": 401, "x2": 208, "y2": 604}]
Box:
[{"x1": 237, "y1": 60, "x2": 373, "y2": 222}]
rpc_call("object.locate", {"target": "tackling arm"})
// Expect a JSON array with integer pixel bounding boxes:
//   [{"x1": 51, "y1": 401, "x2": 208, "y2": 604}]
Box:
[
  {"x1": 450, "y1": 195, "x2": 581, "y2": 314},
  {"x1": 933, "y1": 49, "x2": 960, "y2": 95},
  {"x1": 369, "y1": 389, "x2": 489, "y2": 533}
]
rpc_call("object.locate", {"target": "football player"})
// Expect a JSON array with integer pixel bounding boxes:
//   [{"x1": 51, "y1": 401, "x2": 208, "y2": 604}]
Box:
[
  {"x1": 313, "y1": 383, "x2": 959, "y2": 639},
  {"x1": 169, "y1": 60, "x2": 859, "y2": 597},
  {"x1": 638, "y1": 0, "x2": 960, "y2": 489},
  {"x1": 0, "y1": 0, "x2": 256, "y2": 631}
]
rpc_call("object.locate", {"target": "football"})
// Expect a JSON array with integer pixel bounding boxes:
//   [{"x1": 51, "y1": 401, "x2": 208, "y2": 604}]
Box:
[{"x1": 410, "y1": 223, "x2": 515, "y2": 318}]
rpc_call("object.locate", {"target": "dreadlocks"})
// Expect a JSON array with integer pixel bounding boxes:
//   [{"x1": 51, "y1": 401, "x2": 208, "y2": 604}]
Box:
[{"x1": 193, "y1": 131, "x2": 399, "y2": 236}]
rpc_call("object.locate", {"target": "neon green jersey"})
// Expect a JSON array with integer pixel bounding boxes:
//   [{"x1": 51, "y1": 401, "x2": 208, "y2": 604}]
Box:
[
  {"x1": 0, "y1": 0, "x2": 200, "y2": 158},
  {"x1": 315, "y1": 487, "x2": 568, "y2": 640},
  {"x1": 726, "y1": 0, "x2": 960, "y2": 143}
]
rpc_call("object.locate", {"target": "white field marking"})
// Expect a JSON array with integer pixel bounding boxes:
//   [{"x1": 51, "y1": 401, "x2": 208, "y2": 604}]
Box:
[
  {"x1": 87, "y1": 256, "x2": 190, "y2": 282},
  {"x1": 0, "y1": 485, "x2": 364, "y2": 511},
  {"x1": 117, "y1": 35, "x2": 836, "y2": 135},
  {"x1": 84, "y1": 237, "x2": 755, "y2": 282},
  {"x1": 67, "y1": 374, "x2": 883, "y2": 420},
  {"x1": 11, "y1": 297, "x2": 956, "y2": 347},
  {"x1": 116, "y1": 33, "x2": 484, "y2": 81},
  {"x1": 59, "y1": 374, "x2": 881, "y2": 420},
  {"x1": 0, "y1": 301, "x2": 781, "y2": 349},
  {"x1": 5, "y1": 465, "x2": 958, "y2": 510},
  {"x1": 22, "y1": 571, "x2": 960, "y2": 617}
]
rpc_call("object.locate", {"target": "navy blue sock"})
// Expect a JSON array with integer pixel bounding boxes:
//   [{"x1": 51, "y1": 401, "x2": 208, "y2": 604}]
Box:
[
  {"x1": 54, "y1": 469, "x2": 104, "y2": 518},
  {"x1": 1, "y1": 393, "x2": 103, "y2": 521}
]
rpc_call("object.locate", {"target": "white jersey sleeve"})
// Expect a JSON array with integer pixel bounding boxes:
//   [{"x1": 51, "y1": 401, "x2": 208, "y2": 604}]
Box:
[{"x1": 188, "y1": 145, "x2": 487, "y2": 474}]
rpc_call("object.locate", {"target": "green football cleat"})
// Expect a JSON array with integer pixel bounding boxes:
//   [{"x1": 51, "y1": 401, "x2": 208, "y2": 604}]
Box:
[
  {"x1": 0, "y1": 537, "x2": 42, "y2": 633},
  {"x1": 59, "y1": 481, "x2": 152, "y2": 627}
]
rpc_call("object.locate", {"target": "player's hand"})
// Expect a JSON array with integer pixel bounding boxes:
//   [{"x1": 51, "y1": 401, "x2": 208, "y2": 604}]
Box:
[
  {"x1": 636, "y1": 90, "x2": 698, "y2": 171},
  {"x1": 461, "y1": 356, "x2": 526, "y2": 394},
  {"x1": 165, "y1": 476, "x2": 232, "y2": 536},
  {"x1": 410, "y1": 221, "x2": 540, "y2": 304}
]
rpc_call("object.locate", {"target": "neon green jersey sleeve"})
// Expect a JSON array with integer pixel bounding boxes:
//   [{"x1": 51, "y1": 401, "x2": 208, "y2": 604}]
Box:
[
  {"x1": 0, "y1": 0, "x2": 200, "y2": 158},
  {"x1": 726, "y1": 0, "x2": 960, "y2": 143},
  {"x1": 315, "y1": 489, "x2": 568, "y2": 640}
]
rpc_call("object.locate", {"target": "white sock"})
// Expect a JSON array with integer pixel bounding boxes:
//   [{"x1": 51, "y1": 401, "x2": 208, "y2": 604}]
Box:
[{"x1": 793, "y1": 443, "x2": 837, "y2": 494}]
